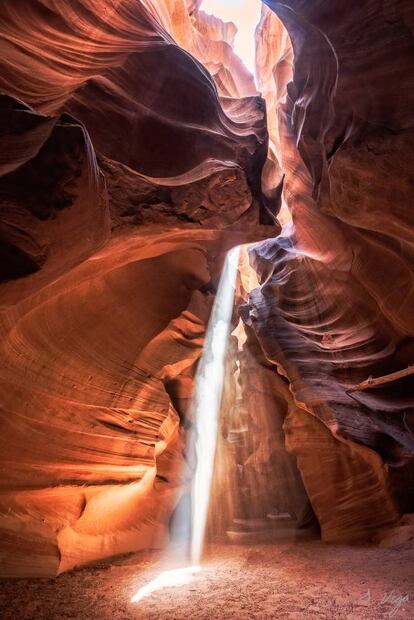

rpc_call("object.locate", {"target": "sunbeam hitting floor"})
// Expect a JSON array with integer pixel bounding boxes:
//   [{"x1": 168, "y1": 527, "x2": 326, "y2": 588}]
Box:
[{"x1": 1, "y1": 542, "x2": 413, "y2": 620}]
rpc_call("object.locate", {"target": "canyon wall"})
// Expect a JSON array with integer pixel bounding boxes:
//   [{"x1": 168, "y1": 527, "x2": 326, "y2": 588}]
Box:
[
  {"x1": 0, "y1": 0, "x2": 270, "y2": 576},
  {"x1": 242, "y1": 0, "x2": 414, "y2": 542}
]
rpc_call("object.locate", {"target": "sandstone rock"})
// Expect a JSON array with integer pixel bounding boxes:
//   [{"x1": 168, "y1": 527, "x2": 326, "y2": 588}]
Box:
[{"x1": 0, "y1": 0, "x2": 413, "y2": 577}]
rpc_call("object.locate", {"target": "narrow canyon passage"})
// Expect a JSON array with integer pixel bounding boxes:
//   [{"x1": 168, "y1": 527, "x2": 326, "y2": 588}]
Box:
[{"x1": 0, "y1": 0, "x2": 414, "y2": 619}]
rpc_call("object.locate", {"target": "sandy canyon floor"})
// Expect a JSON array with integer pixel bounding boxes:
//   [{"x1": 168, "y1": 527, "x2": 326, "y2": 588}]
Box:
[{"x1": 0, "y1": 541, "x2": 413, "y2": 619}]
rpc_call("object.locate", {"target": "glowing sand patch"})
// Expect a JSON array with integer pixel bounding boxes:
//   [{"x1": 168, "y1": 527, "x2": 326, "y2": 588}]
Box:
[{"x1": 131, "y1": 565, "x2": 201, "y2": 602}]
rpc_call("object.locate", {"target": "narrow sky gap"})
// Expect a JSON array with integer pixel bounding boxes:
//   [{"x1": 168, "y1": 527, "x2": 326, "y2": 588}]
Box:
[{"x1": 201, "y1": 0, "x2": 262, "y2": 77}]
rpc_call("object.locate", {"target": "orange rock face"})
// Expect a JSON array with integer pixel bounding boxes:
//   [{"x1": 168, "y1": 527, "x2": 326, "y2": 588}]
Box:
[
  {"x1": 0, "y1": 0, "x2": 413, "y2": 577},
  {"x1": 241, "y1": 0, "x2": 414, "y2": 541},
  {"x1": 0, "y1": 0, "x2": 271, "y2": 577}
]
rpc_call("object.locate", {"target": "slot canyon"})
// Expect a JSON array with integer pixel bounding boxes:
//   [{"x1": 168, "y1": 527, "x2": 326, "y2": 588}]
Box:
[{"x1": 0, "y1": 0, "x2": 414, "y2": 618}]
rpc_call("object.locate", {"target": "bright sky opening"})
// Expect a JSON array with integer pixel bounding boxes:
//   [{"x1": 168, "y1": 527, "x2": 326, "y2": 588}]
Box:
[{"x1": 201, "y1": 0, "x2": 262, "y2": 76}]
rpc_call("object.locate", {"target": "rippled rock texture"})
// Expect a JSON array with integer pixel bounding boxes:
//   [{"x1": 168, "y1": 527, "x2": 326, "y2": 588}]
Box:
[
  {"x1": 241, "y1": 0, "x2": 414, "y2": 542},
  {"x1": 0, "y1": 0, "x2": 269, "y2": 577},
  {"x1": 0, "y1": 0, "x2": 413, "y2": 577}
]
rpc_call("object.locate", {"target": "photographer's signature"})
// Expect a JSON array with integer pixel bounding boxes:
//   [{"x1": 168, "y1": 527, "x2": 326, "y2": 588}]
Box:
[{"x1": 359, "y1": 589, "x2": 410, "y2": 618}]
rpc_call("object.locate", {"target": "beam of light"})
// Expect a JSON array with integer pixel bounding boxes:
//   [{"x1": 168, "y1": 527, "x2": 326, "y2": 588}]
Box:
[
  {"x1": 130, "y1": 247, "x2": 240, "y2": 604},
  {"x1": 130, "y1": 565, "x2": 201, "y2": 603},
  {"x1": 191, "y1": 245, "x2": 241, "y2": 564},
  {"x1": 200, "y1": 0, "x2": 262, "y2": 77}
]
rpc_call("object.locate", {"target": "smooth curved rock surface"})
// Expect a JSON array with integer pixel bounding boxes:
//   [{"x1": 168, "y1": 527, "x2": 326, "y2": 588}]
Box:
[
  {"x1": 239, "y1": 0, "x2": 414, "y2": 541},
  {"x1": 0, "y1": 0, "x2": 272, "y2": 577},
  {"x1": 0, "y1": 0, "x2": 267, "y2": 191}
]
